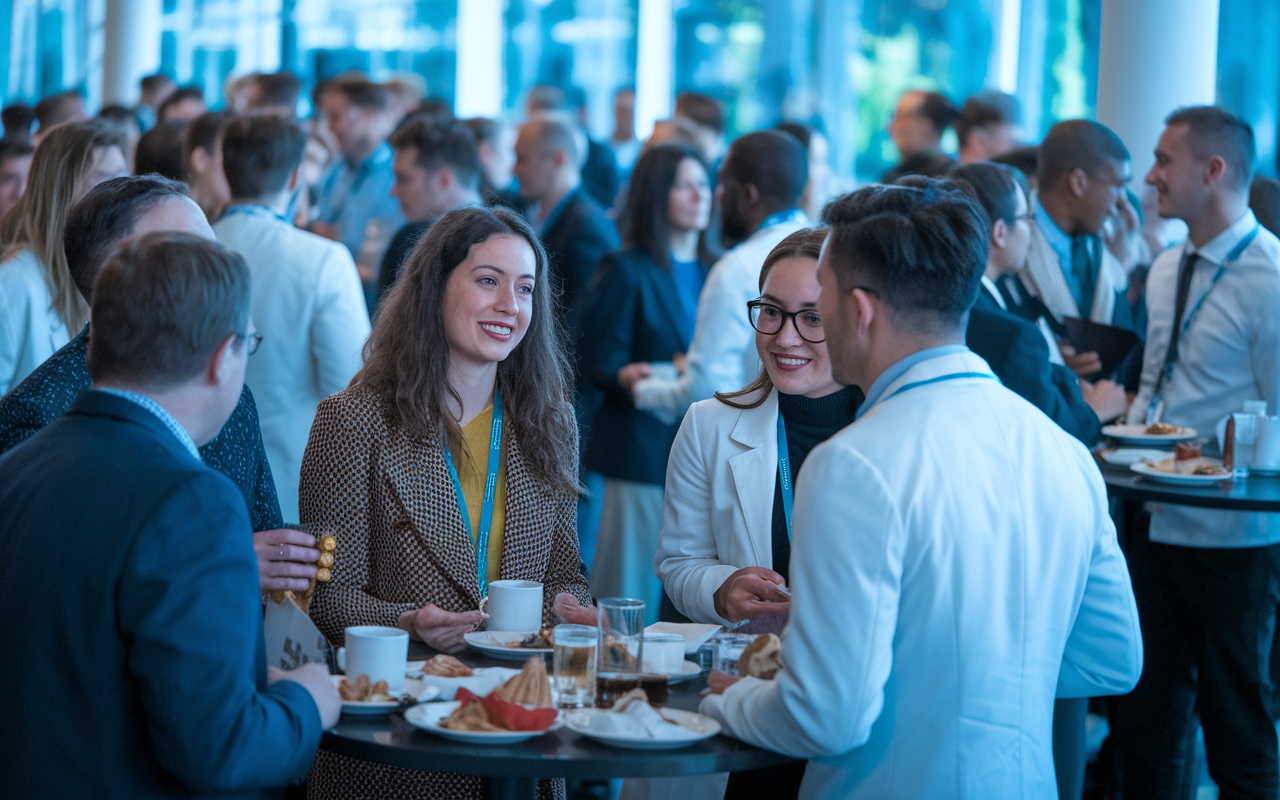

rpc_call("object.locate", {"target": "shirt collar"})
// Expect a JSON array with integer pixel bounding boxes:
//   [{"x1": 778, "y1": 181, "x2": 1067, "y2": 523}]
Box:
[
  {"x1": 752, "y1": 208, "x2": 807, "y2": 237},
  {"x1": 1186, "y1": 209, "x2": 1258, "y2": 263},
  {"x1": 980, "y1": 275, "x2": 1007, "y2": 310},
  {"x1": 856, "y1": 344, "x2": 970, "y2": 420},
  {"x1": 1032, "y1": 194, "x2": 1073, "y2": 268},
  {"x1": 533, "y1": 187, "x2": 578, "y2": 234},
  {"x1": 95, "y1": 388, "x2": 201, "y2": 460},
  {"x1": 348, "y1": 142, "x2": 392, "y2": 173}
]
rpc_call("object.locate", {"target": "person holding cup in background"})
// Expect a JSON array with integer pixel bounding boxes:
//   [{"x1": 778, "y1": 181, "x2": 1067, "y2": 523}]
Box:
[{"x1": 299, "y1": 206, "x2": 594, "y2": 800}]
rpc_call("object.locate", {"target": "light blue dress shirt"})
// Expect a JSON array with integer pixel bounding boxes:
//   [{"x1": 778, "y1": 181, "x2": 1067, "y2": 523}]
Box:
[
  {"x1": 314, "y1": 143, "x2": 405, "y2": 257},
  {"x1": 856, "y1": 344, "x2": 971, "y2": 420}
]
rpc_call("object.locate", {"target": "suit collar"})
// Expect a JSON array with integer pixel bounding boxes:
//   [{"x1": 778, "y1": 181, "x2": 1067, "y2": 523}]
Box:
[
  {"x1": 65, "y1": 389, "x2": 202, "y2": 464},
  {"x1": 728, "y1": 386, "x2": 778, "y2": 449},
  {"x1": 726, "y1": 388, "x2": 779, "y2": 568},
  {"x1": 647, "y1": 254, "x2": 697, "y2": 351}
]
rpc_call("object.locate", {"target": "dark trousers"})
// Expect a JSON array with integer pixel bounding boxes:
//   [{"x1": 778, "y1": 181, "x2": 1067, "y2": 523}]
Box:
[{"x1": 1115, "y1": 532, "x2": 1280, "y2": 800}]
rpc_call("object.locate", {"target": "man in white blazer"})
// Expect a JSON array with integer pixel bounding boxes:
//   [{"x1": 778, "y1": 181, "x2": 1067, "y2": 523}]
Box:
[
  {"x1": 700, "y1": 181, "x2": 1143, "y2": 799},
  {"x1": 214, "y1": 115, "x2": 371, "y2": 519}
]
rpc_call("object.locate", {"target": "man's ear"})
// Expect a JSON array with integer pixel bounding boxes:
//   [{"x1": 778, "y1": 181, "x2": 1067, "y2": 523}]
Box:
[
  {"x1": 287, "y1": 164, "x2": 301, "y2": 192},
  {"x1": 205, "y1": 333, "x2": 238, "y2": 386},
  {"x1": 1067, "y1": 167, "x2": 1088, "y2": 198},
  {"x1": 853, "y1": 287, "x2": 876, "y2": 337},
  {"x1": 1204, "y1": 155, "x2": 1227, "y2": 187},
  {"x1": 190, "y1": 147, "x2": 211, "y2": 176},
  {"x1": 741, "y1": 182, "x2": 761, "y2": 208},
  {"x1": 991, "y1": 218, "x2": 1009, "y2": 249}
]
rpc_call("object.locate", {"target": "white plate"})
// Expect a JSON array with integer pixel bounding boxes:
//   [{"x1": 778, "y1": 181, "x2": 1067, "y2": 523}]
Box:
[
  {"x1": 1130, "y1": 460, "x2": 1231, "y2": 485},
  {"x1": 331, "y1": 675, "x2": 439, "y2": 715},
  {"x1": 565, "y1": 706, "x2": 720, "y2": 749},
  {"x1": 665, "y1": 661, "x2": 704, "y2": 685},
  {"x1": 1100, "y1": 448, "x2": 1177, "y2": 467},
  {"x1": 405, "y1": 663, "x2": 523, "y2": 701},
  {"x1": 464, "y1": 631, "x2": 553, "y2": 660},
  {"x1": 1102, "y1": 424, "x2": 1198, "y2": 446},
  {"x1": 404, "y1": 700, "x2": 560, "y2": 744}
]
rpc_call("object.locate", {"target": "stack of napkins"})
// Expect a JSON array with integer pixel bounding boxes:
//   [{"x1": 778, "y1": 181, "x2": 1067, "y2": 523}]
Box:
[
  {"x1": 591, "y1": 701, "x2": 702, "y2": 740},
  {"x1": 645, "y1": 622, "x2": 721, "y2": 654}
]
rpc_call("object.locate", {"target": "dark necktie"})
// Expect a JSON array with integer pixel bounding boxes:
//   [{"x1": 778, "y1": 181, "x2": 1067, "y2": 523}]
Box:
[
  {"x1": 1165, "y1": 250, "x2": 1199, "y2": 372},
  {"x1": 1070, "y1": 234, "x2": 1098, "y2": 316}
]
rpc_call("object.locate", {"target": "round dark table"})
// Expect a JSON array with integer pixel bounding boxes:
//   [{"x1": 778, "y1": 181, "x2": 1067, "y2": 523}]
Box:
[
  {"x1": 1099, "y1": 461, "x2": 1280, "y2": 512},
  {"x1": 320, "y1": 642, "x2": 798, "y2": 800}
]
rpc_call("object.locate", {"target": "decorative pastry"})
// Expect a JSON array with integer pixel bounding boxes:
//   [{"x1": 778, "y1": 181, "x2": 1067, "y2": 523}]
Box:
[
  {"x1": 739, "y1": 633, "x2": 784, "y2": 679},
  {"x1": 495, "y1": 656, "x2": 553, "y2": 708},
  {"x1": 421, "y1": 654, "x2": 474, "y2": 678}
]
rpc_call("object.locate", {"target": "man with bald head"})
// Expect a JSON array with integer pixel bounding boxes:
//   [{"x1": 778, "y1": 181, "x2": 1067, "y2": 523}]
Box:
[
  {"x1": 514, "y1": 114, "x2": 619, "y2": 314},
  {"x1": 0, "y1": 175, "x2": 321, "y2": 594}
]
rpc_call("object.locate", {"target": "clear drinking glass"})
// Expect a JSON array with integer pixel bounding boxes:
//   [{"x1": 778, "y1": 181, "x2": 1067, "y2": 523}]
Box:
[
  {"x1": 551, "y1": 624, "x2": 596, "y2": 709},
  {"x1": 595, "y1": 597, "x2": 645, "y2": 709},
  {"x1": 713, "y1": 633, "x2": 759, "y2": 677},
  {"x1": 1233, "y1": 412, "x2": 1259, "y2": 478}
]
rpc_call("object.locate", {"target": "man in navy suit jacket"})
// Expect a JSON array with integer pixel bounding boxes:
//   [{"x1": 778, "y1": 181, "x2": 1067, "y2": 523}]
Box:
[{"x1": 0, "y1": 232, "x2": 339, "y2": 798}]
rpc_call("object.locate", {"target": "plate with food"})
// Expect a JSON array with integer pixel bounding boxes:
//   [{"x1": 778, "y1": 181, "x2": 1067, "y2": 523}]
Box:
[
  {"x1": 404, "y1": 656, "x2": 560, "y2": 744},
  {"x1": 1098, "y1": 448, "x2": 1180, "y2": 467},
  {"x1": 1101, "y1": 422, "x2": 1198, "y2": 446},
  {"x1": 565, "y1": 689, "x2": 720, "y2": 749},
  {"x1": 331, "y1": 674, "x2": 438, "y2": 715},
  {"x1": 406, "y1": 654, "x2": 521, "y2": 701},
  {"x1": 464, "y1": 629, "x2": 554, "y2": 660},
  {"x1": 1130, "y1": 456, "x2": 1231, "y2": 485}
]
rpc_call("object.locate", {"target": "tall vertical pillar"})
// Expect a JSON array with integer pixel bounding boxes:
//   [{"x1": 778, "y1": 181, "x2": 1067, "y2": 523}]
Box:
[
  {"x1": 455, "y1": 0, "x2": 504, "y2": 118},
  {"x1": 634, "y1": 0, "x2": 673, "y2": 140},
  {"x1": 1096, "y1": 0, "x2": 1218, "y2": 181},
  {"x1": 102, "y1": 0, "x2": 161, "y2": 106}
]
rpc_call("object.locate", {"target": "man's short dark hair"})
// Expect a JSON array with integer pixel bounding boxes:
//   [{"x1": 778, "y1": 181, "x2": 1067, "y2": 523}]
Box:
[
  {"x1": 0, "y1": 139, "x2": 35, "y2": 166},
  {"x1": 64, "y1": 175, "x2": 191, "y2": 301},
  {"x1": 1250, "y1": 176, "x2": 1280, "y2": 238},
  {"x1": 1165, "y1": 105, "x2": 1256, "y2": 191},
  {"x1": 135, "y1": 120, "x2": 190, "y2": 181},
  {"x1": 157, "y1": 86, "x2": 205, "y2": 120},
  {"x1": 183, "y1": 111, "x2": 233, "y2": 167},
  {"x1": 219, "y1": 114, "x2": 307, "y2": 200},
  {"x1": 2, "y1": 103, "x2": 36, "y2": 142},
  {"x1": 462, "y1": 117, "x2": 500, "y2": 145},
  {"x1": 140, "y1": 74, "x2": 174, "y2": 95},
  {"x1": 723, "y1": 130, "x2": 808, "y2": 210},
  {"x1": 950, "y1": 162, "x2": 1029, "y2": 228},
  {"x1": 88, "y1": 232, "x2": 250, "y2": 390},
  {"x1": 991, "y1": 145, "x2": 1039, "y2": 183},
  {"x1": 249, "y1": 72, "x2": 302, "y2": 112},
  {"x1": 97, "y1": 105, "x2": 142, "y2": 132},
  {"x1": 1038, "y1": 119, "x2": 1129, "y2": 189},
  {"x1": 954, "y1": 90, "x2": 1019, "y2": 147},
  {"x1": 34, "y1": 91, "x2": 84, "y2": 131},
  {"x1": 322, "y1": 76, "x2": 389, "y2": 111},
  {"x1": 527, "y1": 84, "x2": 568, "y2": 113},
  {"x1": 675, "y1": 92, "x2": 725, "y2": 134},
  {"x1": 388, "y1": 118, "x2": 481, "y2": 189},
  {"x1": 909, "y1": 91, "x2": 958, "y2": 136},
  {"x1": 822, "y1": 179, "x2": 988, "y2": 330}
]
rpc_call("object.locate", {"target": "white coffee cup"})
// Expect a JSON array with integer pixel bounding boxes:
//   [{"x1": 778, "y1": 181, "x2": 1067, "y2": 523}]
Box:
[
  {"x1": 485, "y1": 580, "x2": 543, "y2": 633},
  {"x1": 336, "y1": 626, "x2": 408, "y2": 694},
  {"x1": 1253, "y1": 415, "x2": 1280, "y2": 475}
]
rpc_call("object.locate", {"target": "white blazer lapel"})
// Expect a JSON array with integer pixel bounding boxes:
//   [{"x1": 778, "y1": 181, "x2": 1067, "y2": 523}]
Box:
[{"x1": 726, "y1": 389, "x2": 779, "y2": 569}]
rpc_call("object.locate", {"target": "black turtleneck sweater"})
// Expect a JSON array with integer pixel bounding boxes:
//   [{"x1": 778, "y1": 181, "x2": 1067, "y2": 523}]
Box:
[{"x1": 770, "y1": 386, "x2": 863, "y2": 584}]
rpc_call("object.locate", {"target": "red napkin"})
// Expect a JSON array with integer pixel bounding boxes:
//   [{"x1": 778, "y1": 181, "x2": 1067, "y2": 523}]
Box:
[{"x1": 456, "y1": 687, "x2": 558, "y2": 732}]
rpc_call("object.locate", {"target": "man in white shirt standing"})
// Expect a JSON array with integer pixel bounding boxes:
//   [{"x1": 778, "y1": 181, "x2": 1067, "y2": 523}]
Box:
[
  {"x1": 1116, "y1": 106, "x2": 1280, "y2": 799},
  {"x1": 214, "y1": 115, "x2": 371, "y2": 520},
  {"x1": 633, "y1": 130, "x2": 809, "y2": 423},
  {"x1": 701, "y1": 181, "x2": 1143, "y2": 799}
]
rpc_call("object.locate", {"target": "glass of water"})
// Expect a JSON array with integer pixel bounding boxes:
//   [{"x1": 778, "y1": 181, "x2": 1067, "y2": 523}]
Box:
[
  {"x1": 596, "y1": 597, "x2": 645, "y2": 708},
  {"x1": 1234, "y1": 412, "x2": 1260, "y2": 478},
  {"x1": 551, "y1": 624, "x2": 596, "y2": 709}
]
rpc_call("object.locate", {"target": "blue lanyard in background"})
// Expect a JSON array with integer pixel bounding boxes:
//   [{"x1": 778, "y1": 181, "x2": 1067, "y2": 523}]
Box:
[
  {"x1": 756, "y1": 208, "x2": 805, "y2": 235},
  {"x1": 442, "y1": 388, "x2": 504, "y2": 597},
  {"x1": 220, "y1": 203, "x2": 292, "y2": 225},
  {"x1": 776, "y1": 411, "x2": 794, "y2": 542}
]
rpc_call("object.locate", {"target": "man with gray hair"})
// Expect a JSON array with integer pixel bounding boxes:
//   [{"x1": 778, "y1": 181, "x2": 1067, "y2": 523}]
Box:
[{"x1": 0, "y1": 232, "x2": 340, "y2": 797}]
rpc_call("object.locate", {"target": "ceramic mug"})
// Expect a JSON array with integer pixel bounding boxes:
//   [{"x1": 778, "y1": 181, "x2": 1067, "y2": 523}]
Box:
[
  {"x1": 336, "y1": 625, "x2": 408, "y2": 694},
  {"x1": 485, "y1": 580, "x2": 543, "y2": 632},
  {"x1": 1253, "y1": 415, "x2": 1280, "y2": 475}
]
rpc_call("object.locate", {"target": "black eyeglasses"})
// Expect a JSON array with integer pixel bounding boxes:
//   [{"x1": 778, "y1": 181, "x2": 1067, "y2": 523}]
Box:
[
  {"x1": 238, "y1": 332, "x2": 263, "y2": 356},
  {"x1": 747, "y1": 300, "x2": 825, "y2": 343}
]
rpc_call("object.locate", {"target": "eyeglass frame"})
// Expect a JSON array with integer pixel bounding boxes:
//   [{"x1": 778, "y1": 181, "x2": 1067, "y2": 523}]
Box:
[
  {"x1": 745, "y1": 299, "x2": 827, "y2": 344},
  {"x1": 236, "y1": 332, "x2": 263, "y2": 356}
]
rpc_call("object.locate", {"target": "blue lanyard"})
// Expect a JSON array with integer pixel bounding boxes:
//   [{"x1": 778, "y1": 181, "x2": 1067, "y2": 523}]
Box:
[
  {"x1": 879, "y1": 372, "x2": 999, "y2": 408},
  {"x1": 220, "y1": 203, "x2": 292, "y2": 225},
  {"x1": 776, "y1": 410, "x2": 794, "y2": 543},
  {"x1": 755, "y1": 209, "x2": 804, "y2": 235},
  {"x1": 442, "y1": 388, "x2": 504, "y2": 598}
]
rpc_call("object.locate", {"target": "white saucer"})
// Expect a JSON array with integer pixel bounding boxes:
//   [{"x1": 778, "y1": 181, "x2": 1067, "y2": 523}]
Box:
[
  {"x1": 1130, "y1": 459, "x2": 1231, "y2": 486},
  {"x1": 1102, "y1": 423, "x2": 1197, "y2": 446},
  {"x1": 464, "y1": 631, "x2": 552, "y2": 661},
  {"x1": 564, "y1": 706, "x2": 720, "y2": 749},
  {"x1": 404, "y1": 700, "x2": 560, "y2": 743},
  {"x1": 331, "y1": 675, "x2": 439, "y2": 715}
]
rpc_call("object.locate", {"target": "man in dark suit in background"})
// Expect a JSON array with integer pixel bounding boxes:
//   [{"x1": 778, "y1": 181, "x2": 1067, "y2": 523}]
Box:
[{"x1": 0, "y1": 232, "x2": 340, "y2": 798}]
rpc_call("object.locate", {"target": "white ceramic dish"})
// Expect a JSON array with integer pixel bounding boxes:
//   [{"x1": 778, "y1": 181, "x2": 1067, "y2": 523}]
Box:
[
  {"x1": 1130, "y1": 459, "x2": 1231, "y2": 486},
  {"x1": 331, "y1": 675, "x2": 439, "y2": 715},
  {"x1": 404, "y1": 701, "x2": 560, "y2": 744},
  {"x1": 664, "y1": 661, "x2": 704, "y2": 685},
  {"x1": 404, "y1": 663, "x2": 523, "y2": 701},
  {"x1": 1099, "y1": 448, "x2": 1178, "y2": 467},
  {"x1": 464, "y1": 631, "x2": 553, "y2": 661},
  {"x1": 1102, "y1": 423, "x2": 1198, "y2": 446},
  {"x1": 564, "y1": 706, "x2": 720, "y2": 749}
]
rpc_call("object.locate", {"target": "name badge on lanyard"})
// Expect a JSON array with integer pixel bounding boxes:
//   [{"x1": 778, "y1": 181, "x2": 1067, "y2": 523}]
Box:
[{"x1": 442, "y1": 388, "x2": 504, "y2": 598}]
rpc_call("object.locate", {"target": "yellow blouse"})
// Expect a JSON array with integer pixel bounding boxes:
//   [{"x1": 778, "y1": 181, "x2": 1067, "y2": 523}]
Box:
[{"x1": 458, "y1": 404, "x2": 506, "y2": 585}]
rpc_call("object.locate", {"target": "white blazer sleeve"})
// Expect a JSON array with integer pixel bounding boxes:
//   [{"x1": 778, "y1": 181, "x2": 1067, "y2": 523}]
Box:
[
  {"x1": 700, "y1": 440, "x2": 903, "y2": 758},
  {"x1": 1057, "y1": 471, "x2": 1143, "y2": 698},
  {"x1": 654, "y1": 405, "x2": 737, "y2": 626},
  {"x1": 310, "y1": 247, "x2": 371, "y2": 397}
]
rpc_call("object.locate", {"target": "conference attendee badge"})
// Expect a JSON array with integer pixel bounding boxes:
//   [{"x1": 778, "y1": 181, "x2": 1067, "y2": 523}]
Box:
[{"x1": 264, "y1": 594, "x2": 331, "y2": 670}]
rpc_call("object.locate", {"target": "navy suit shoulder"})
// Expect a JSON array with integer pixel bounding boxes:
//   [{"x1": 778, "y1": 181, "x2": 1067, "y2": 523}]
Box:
[
  {"x1": 0, "y1": 325, "x2": 283, "y2": 531},
  {"x1": 542, "y1": 189, "x2": 621, "y2": 314},
  {"x1": 967, "y1": 306, "x2": 1102, "y2": 446},
  {"x1": 0, "y1": 391, "x2": 320, "y2": 799}
]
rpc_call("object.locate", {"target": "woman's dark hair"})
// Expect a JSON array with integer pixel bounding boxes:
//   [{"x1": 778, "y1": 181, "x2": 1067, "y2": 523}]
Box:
[
  {"x1": 354, "y1": 206, "x2": 580, "y2": 495},
  {"x1": 950, "y1": 161, "x2": 1028, "y2": 228},
  {"x1": 622, "y1": 143, "x2": 710, "y2": 270},
  {"x1": 716, "y1": 227, "x2": 829, "y2": 410}
]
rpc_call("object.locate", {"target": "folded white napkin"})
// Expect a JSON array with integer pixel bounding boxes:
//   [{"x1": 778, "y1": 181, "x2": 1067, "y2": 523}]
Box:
[{"x1": 645, "y1": 622, "x2": 721, "y2": 654}]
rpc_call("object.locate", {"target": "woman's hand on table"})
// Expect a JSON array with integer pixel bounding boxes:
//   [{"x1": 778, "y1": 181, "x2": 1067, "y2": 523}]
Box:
[
  {"x1": 254, "y1": 528, "x2": 321, "y2": 592},
  {"x1": 397, "y1": 604, "x2": 488, "y2": 654},
  {"x1": 713, "y1": 567, "x2": 791, "y2": 623},
  {"x1": 704, "y1": 669, "x2": 741, "y2": 696},
  {"x1": 554, "y1": 593, "x2": 598, "y2": 626}
]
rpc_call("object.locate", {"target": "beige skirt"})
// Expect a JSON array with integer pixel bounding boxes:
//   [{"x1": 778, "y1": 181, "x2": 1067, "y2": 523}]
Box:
[{"x1": 589, "y1": 478, "x2": 665, "y2": 626}]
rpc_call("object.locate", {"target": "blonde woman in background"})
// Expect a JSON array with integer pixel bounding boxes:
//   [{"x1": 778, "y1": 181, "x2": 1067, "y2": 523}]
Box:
[{"x1": 0, "y1": 119, "x2": 127, "y2": 393}]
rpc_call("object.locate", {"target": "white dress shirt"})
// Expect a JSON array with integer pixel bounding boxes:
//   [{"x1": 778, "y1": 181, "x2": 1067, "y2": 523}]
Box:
[
  {"x1": 0, "y1": 247, "x2": 71, "y2": 395},
  {"x1": 1126, "y1": 210, "x2": 1280, "y2": 547},
  {"x1": 214, "y1": 207, "x2": 371, "y2": 520},
  {"x1": 633, "y1": 214, "x2": 808, "y2": 423},
  {"x1": 701, "y1": 349, "x2": 1142, "y2": 799}
]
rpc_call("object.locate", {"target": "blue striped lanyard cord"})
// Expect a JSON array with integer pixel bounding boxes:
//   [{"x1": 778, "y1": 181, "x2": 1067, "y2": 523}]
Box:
[
  {"x1": 442, "y1": 387, "x2": 503, "y2": 598},
  {"x1": 220, "y1": 203, "x2": 293, "y2": 225}
]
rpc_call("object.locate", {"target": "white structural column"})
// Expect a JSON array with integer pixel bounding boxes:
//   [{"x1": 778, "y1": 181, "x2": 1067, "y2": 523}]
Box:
[
  {"x1": 1096, "y1": 0, "x2": 1219, "y2": 181},
  {"x1": 455, "y1": 0, "x2": 504, "y2": 119},
  {"x1": 634, "y1": 0, "x2": 674, "y2": 140},
  {"x1": 102, "y1": 0, "x2": 162, "y2": 106}
]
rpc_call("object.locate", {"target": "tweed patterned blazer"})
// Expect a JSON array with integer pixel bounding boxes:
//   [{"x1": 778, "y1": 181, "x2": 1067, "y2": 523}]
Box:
[{"x1": 301, "y1": 384, "x2": 592, "y2": 646}]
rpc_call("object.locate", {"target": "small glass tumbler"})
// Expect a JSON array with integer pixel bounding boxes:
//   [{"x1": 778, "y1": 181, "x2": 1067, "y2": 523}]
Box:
[
  {"x1": 595, "y1": 597, "x2": 645, "y2": 708},
  {"x1": 1233, "y1": 412, "x2": 1259, "y2": 478},
  {"x1": 551, "y1": 624, "x2": 597, "y2": 709},
  {"x1": 713, "y1": 633, "x2": 759, "y2": 677}
]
